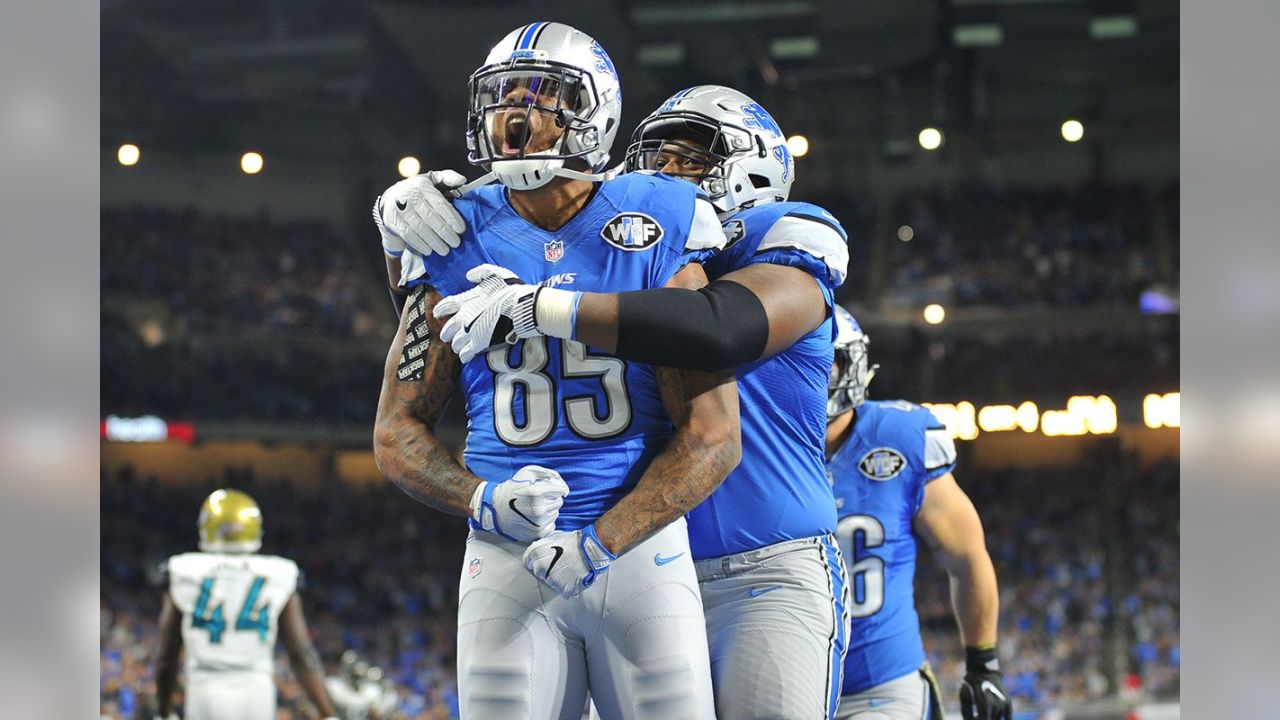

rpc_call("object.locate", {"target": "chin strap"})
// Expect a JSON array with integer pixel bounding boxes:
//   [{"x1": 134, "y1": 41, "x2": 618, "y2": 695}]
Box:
[
  {"x1": 551, "y1": 165, "x2": 616, "y2": 183},
  {"x1": 449, "y1": 172, "x2": 498, "y2": 198}
]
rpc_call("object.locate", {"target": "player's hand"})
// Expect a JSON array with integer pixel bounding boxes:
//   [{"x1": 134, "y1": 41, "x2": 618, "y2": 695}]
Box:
[
  {"x1": 435, "y1": 264, "x2": 543, "y2": 363},
  {"x1": 469, "y1": 465, "x2": 570, "y2": 542},
  {"x1": 372, "y1": 170, "x2": 467, "y2": 258},
  {"x1": 522, "y1": 524, "x2": 616, "y2": 598},
  {"x1": 959, "y1": 647, "x2": 1012, "y2": 720}
]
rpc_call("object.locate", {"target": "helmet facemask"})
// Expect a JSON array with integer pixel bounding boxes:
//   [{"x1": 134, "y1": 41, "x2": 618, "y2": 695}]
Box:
[
  {"x1": 624, "y1": 111, "x2": 756, "y2": 213},
  {"x1": 827, "y1": 333, "x2": 878, "y2": 419},
  {"x1": 467, "y1": 63, "x2": 604, "y2": 189}
]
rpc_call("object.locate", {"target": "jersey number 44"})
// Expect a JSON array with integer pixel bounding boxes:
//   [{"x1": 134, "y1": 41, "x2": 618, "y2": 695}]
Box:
[{"x1": 192, "y1": 576, "x2": 272, "y2": 643}]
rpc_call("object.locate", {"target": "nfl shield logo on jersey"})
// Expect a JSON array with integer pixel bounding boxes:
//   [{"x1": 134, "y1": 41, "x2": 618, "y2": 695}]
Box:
[
  {"x1": 544, "y1": 239, "x2": 564, "y2": 263},
  {"x1": 858, "y1": 447, "x2": 907, "y2": 481},
  {"x1": 467, "y1": 557, "x2": 483, "y2": 578}
]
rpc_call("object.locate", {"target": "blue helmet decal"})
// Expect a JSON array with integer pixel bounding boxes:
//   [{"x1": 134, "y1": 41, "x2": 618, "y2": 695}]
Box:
[
  {"x1": 590, "y1": 41, "x2": 618, "y2": 81},
  {"x1": 740, "y1": 102, "x2": 783, "y2": 138}
]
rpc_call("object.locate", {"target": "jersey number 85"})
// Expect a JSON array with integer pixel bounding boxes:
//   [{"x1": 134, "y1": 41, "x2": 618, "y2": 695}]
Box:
[{"x1": 488, "y1": 337, "x2": 631, "y2": 446}]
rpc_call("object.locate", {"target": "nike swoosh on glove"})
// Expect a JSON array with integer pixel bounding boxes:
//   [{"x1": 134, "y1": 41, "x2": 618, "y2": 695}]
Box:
[
  {"x1": 522, "y1": 525, "x2": 615, "y2": 598},
  {"x1": 469, "y1": 465, "x2": 570, "y2": 542},
  {"x1": 373, "y1": 170, "x2": 467, "y2": 258},
  {"x1": 959, "y1": 647, "x2": 1013, "y2": 720},
  {"x1": 435, "y1": 264, "x2": 542, "y2": 364}
]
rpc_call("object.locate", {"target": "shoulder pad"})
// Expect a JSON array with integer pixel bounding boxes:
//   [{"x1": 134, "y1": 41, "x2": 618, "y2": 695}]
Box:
[{"x1": 756, "y1": 203, "x2": 849, "y2": 286}]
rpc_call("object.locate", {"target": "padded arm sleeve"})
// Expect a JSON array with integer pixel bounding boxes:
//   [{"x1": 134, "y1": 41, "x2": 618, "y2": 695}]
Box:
[{"x1": 615, "y1": 280, "x2": 769, "y2": 371}]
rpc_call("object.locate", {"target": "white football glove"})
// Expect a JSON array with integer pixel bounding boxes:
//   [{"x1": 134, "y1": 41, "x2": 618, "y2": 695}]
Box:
[
  {"x1": 522, "y1": 524, "x2": 616, "y2": 598},
  {"x1": 372, "y1": 170, "x2": 467, "y2": 258},
  {"x1": 434, "y1": 264, "x2": 543, "y2": 363},
  {"x1": 469, "y1": 465, "x2": 570, "y2": 542}
]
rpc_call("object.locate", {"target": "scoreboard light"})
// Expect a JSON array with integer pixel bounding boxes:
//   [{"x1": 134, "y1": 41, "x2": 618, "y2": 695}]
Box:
[
  {"x1": 929, "y1": 395, "x2": 1155, "y2": 440},
  {"x1": 101, "y1": 415, "x2": 196, "y2": 443},
  {"x1": 1143, "y1": 392, "x2": 1181, "y2": 428},
  {"x1": 922, "y1": 402, "x2": 979, "y2": 441}
]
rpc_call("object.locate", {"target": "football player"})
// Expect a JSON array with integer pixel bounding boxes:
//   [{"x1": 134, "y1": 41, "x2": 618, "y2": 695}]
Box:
[
  {"x1": 325, "y1": 651, "x2": 383, "y2": 720},
  {"x1": 153, "y1": 489, "x2": 337, "y2": 720},
  {"x1": 389, "y1": 86, "x2": 853, "y2": 719},
  {"x1": 371, "y1": 23, "x2": 738, "y2": 720},
  {"x1": 825, "y1": 307, "x2": 1011, "y2": 720}
]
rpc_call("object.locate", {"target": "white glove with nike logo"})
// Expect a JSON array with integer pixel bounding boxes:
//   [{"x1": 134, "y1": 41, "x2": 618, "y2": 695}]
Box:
[
  {"x1": 434, "y1": 264, "x2": 581, "y2": 364},
  {"x1": 522, "y1": 524, "x2": 616, "y2": 598},
  {"x1": 469, "y1": 465, "x2": 570, "y2": 542},
  {"x1": 373, "y1": 170, "x2": 468, "y2": 258}
]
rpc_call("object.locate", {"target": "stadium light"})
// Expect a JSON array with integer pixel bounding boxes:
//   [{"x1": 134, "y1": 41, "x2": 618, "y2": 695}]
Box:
[
  {"x1": 918, "y1": 127, "x2": 943, "y2": 151},
  {"x1": 1061, "y1": 119, "x2": 1085, "y2": 143},
  {"x1": 240, "y1": 152, "x2": 264, "y2": 175},
  {"x1": 897, "y1": 225, "x2": 914, "y2": 242},
  {"x1": 398, "y1": 156, "x2": 421, "y2": 178},
  {"x1": 786, "y1": 135, "x2": 810, "y2": 158},
  {"x1": 923, "y1": 303, "x2": 946, "y2": 325},
  {"x1": 117, "y1": 143, "x2": 140, "y2": 166}
]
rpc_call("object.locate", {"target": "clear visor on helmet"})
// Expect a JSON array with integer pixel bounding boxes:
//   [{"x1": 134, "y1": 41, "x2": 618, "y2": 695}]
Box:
[
  {"x1": 624, "y1": 112, "x2": 755, "y2": 198},
  {"x1": 470, "y1": 66, "x2": 596, "y2": 161}
]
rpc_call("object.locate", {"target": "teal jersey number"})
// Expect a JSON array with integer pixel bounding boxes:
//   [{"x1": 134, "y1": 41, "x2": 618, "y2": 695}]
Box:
[
  {"x1": 191, "y1": 577, "x2": 227, "y2": 642},
  {"x1": 192, "y1": 576, "x2": 271, "y2": 643},
  {"x1": 235, "y1": 577, "x2": 271, "y2": 641}
]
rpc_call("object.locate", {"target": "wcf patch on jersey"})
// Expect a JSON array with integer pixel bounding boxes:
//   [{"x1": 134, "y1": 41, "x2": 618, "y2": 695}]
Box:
[
  {"x1": 601, "y1": 212, "x2": 663, "y2": 251},
  {"x1": 858, "y1": 447, "x2": 907, "y2": 481}
]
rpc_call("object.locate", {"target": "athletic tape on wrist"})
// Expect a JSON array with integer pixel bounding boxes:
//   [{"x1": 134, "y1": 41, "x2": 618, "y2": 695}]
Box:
[{"x1": 534, "y1": 288, "x2": 581, "y2": 340}]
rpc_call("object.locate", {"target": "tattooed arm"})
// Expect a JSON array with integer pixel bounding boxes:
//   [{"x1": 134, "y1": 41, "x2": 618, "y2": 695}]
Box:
[
  {"x1": 372, "y1": 285, "x2": 481, "y2": 516},
  {"x1": 593, "y1": 263, "x2": 742, "y2": 555}
]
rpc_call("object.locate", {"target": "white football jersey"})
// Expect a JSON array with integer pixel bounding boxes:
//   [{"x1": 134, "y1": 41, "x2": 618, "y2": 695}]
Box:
[{"x1": 167, "y1": 552, "x2": 300, "y2": 675}]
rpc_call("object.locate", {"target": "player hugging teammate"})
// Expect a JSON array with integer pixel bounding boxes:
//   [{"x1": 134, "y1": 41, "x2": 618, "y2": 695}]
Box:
[{"x1": 371, "y1": 20, "x2": 1012, "y2": 720}]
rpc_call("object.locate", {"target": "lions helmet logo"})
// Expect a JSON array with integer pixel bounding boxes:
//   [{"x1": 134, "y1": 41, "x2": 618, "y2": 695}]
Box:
[
  {"x1": 858, "y1": 447, "x2": 907, "y2": 481},
  {"x1": 601, "y1": 212, "x2": 664, "y2": 251}
]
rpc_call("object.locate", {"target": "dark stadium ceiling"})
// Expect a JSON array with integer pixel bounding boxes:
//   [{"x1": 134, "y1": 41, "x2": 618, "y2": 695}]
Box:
[{"x1": 101, "y1": 0, "x2": 1177, "y2": 161}]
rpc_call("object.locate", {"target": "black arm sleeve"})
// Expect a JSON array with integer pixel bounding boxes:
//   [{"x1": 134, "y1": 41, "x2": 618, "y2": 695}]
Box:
[{"x1": 614, "y1": 280, "x2": 769, "y2": 371}]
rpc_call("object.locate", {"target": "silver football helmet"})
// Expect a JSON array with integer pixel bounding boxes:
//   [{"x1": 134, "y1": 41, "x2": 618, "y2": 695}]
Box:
[
  {"x1": 466, "y1": 22, "x2": 623, "y2": 190},
  {"x1": 829, "y1": 306, "x2": 878, "y2": 419},
  {"x1": 624, "y1": 85, "x2": 795, "y2": 215}
]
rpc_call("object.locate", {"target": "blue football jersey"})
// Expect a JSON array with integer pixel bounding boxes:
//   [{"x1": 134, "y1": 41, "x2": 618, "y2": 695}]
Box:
[
  {"x1": 408, "y1": 173, "x2": 724, "y2": 530},
  {"x1": 827, "y1": 400, "x2": 958, "y2": 694},
  {"x1": 686, "y1": 201, "x2": 850, "y2": 559}
]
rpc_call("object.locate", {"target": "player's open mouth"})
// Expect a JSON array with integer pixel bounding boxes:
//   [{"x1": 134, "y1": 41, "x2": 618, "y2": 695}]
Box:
[{"x1": 503, "y1": 116, "x2": 532, "y2": 156}]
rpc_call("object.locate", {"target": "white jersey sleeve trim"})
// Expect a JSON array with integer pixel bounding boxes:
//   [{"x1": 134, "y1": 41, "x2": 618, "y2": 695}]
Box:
[
  {"x1": 924, "y1": 427, "x2": 957, "y2": 471},
  {"x1": 686, "y1": 197, "x2": 728, "y2": 253},
  {"x1": 757, "y1": 215, "x2": 849, "y2": 285}
]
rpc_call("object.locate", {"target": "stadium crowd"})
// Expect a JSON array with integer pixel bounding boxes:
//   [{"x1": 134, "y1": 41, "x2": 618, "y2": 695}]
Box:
[
  {"x1": 865, "y1": 184, "x2": 1178, "y2": 309},
  {"x1": 101, "y1": 447, "x2": 1179, "y2": 719}
]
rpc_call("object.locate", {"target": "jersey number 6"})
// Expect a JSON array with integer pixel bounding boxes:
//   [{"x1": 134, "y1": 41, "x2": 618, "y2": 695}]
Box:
[{"x1": 835, "y1": 515, "x2": 886, "y2": 618}]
